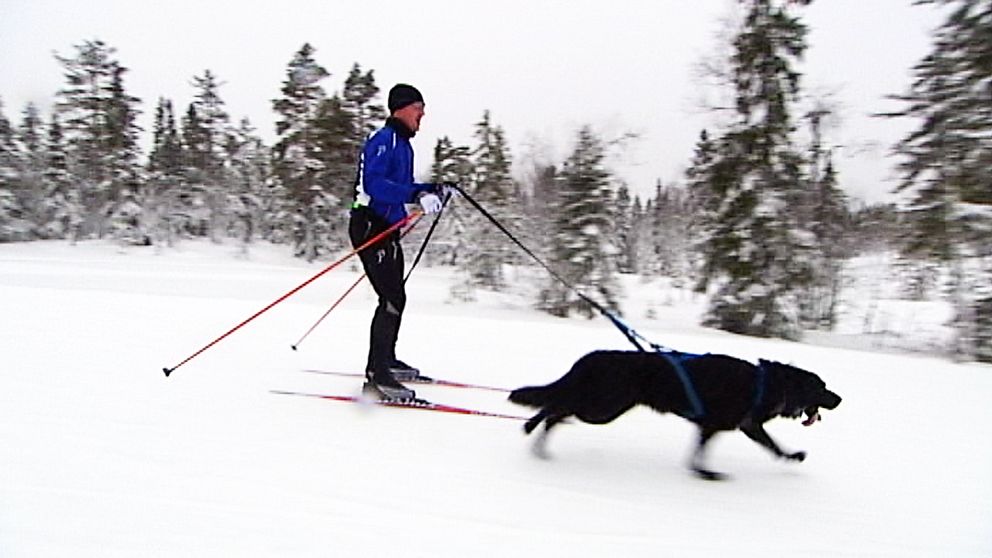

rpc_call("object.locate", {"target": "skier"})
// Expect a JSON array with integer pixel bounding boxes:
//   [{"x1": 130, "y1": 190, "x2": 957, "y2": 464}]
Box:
[{"x1": 350, "y1": 83, "x2": 448, "y2": 400}]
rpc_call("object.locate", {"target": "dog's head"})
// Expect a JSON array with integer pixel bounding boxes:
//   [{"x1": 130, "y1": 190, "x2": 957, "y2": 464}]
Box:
[{"x1": 760, "y1": 360, "x2": 842, "y2": 426}]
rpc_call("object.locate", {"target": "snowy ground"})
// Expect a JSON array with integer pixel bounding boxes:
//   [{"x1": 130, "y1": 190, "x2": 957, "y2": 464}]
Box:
[{"x1": 1, "y1": 240, "x2": 990, "y2": 557}]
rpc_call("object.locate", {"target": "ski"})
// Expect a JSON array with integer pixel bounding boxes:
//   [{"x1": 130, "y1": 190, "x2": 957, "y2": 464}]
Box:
[
  {"x1": 299, "y1": 369, "x2": 511, "y2": 393},
  {"x1": 271, "y1": 389, "x2": 527, "y2": 421}
]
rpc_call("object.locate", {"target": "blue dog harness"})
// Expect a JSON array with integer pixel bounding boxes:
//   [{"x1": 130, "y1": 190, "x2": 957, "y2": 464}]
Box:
[
  {"x1": 656, "y1": 351, "x2": 770, "y2": 422},
  {"x1": 751, "y1": 362, "x2": 768, "y2": 415},
  {"x1": 657, "y1": 350, "x2": 706, "y2": 420}
]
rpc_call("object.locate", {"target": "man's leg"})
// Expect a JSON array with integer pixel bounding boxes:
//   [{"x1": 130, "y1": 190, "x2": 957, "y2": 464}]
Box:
[
  {"x1": 363, "y1": 235, "x2": 406, "y2": 374},
  {"x1": 350, "y1": 210, "x2": 411, "y2": 398}
]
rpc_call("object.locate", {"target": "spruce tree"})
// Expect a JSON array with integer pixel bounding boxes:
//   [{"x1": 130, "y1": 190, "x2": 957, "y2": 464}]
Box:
[
  {"x1": 341, "y1": 63, "x2": 385, "y2": 147},
  {"x1": 459, "y1": 111, "x2": 518, "y2": 290},
  {"x1": 43, "y1": 114, "x2": 79, "y2": 240},
  {"x1": 883, "y1": 0, "x2": 992, "y2": 361},
  {"x1": 148, "y1": 98, "x2": 185, "y2": 245},
  {"x1": 800, "y1": 104, "x2": 849, "y2": 329},
  {"x1": 104, "y1": 64, "x2": 146, "y2": 245},
  {"x1": 271, "y1": 44, "x2": 336, "y2": 261},
  {"x1": 310, "y1": 93, "x2": 357, "y2": 208},
  {"x1": 272, "y1": 42, "x2": 328, "y2": 206},
  {"x1": 179, "y1": 103, "x2": 212, "y2": 236},
  {"x1": 186, "y1": 69, "x2": 232, "y2": 243},
  {"x1": 614, "y1": 183, "x2": 638, "y2": 274},
  {"x1": 540, "y1": 125, "x2": 620, "y2": 318},
  {"x1": 692, "y1": 0, "x2": 815, "y2": 340},
  {"x1": 54, "y1": 39, "x2": 143, "y2": 240},
  {"x1": 429, "y1": 136, "x2": 473, "y2": 268},
  {"x1": 685, "y1": 129, "x2": 718, "y2": 283},
  {"x1": 189, "y1": 70, "x2": 229, "y2": 176},
  {"x1": 646, "y1": 182, "x2": 694, "y2": 283},
  {"x1": 0, "y1": 98, "x2": 28, "y2": 242},
  {"x1": 15, "y1": 103, "x2": 47, "y2": 238},
  {"x1": 328, "y1": 63, "x2": 385, "y2": 213},
  {"x1": 225, "y1": 117, "x2": 269, "y2": 253}
]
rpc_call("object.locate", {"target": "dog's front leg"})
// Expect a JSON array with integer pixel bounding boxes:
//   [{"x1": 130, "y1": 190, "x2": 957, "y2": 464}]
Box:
[
  {"x1": 689, "y1": 428, "x2": 726, "y2": 481},
  {"x1": 740, "y1": 422, "x2": 806, "y2": 462}
]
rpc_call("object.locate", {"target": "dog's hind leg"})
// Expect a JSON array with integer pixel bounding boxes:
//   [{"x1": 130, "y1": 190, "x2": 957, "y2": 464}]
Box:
[
  {"x1": 529, "y1": 411, "x2": 568, "y2": 460},
  {"x1": 524, "y1": 408, "x2": 551, "y2": 434},
  {"x1": 689, "y1": 428, "x2": 726, "y2": 481},
  {"x1": 531, "y1": 426, "x2": 552, "y2": 459}
]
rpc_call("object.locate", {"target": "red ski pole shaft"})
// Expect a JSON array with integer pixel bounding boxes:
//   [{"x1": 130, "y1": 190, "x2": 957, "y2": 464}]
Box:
[
  {"x1": 290, "y1": 272, "x2": 366, "y2": 351},
  {"x1": 289, "y1": 216, "x2": 423, "y2": 351},
  {"x1": 163, "y1": 211, "x2": 422, "y2": 377}
]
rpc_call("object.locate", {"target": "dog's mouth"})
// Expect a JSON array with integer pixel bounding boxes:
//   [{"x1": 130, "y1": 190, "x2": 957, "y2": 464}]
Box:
[{"x1": 801, "y1": 406, "x2": 821, "y2": 427}]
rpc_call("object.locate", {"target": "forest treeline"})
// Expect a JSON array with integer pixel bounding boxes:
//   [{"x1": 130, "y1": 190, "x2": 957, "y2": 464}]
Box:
[{"x1": 1, "y1": 0, "x2": 988, "y2": 361}]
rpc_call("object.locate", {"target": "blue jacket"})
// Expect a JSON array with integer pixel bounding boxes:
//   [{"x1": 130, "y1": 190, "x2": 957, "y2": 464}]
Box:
[{"x1": 354, "y1": 118, "x2": 433, "y2": 225}]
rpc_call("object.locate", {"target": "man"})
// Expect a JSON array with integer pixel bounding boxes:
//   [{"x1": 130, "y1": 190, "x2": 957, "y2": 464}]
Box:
[{"x1": 349, "y1": 83, "x2": 446, "y2": 400}]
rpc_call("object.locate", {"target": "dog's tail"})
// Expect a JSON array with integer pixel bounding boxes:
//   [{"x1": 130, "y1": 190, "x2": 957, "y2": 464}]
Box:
[{"x1": 508, "y1": 385, "x2": 553, "y2": 408}]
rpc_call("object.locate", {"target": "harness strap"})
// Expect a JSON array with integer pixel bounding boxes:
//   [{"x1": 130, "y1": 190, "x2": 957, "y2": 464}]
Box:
[
  {"x1": 658, "y1": 351, "x2": 705, "y2": 420},
  {"x1": 751, "y1": 363, "x2": 768, "y2": 415}
]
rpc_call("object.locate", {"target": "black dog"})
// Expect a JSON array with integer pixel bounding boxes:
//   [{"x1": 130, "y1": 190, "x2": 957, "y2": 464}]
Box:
[{"x1": 509, "y1": 350, "x2": 842, "y2": 480}]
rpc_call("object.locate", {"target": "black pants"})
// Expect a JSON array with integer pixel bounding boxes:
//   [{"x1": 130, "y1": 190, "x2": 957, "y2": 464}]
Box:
[{"x1": 349, "y1": 207, "x2": 406, "y2": 375}]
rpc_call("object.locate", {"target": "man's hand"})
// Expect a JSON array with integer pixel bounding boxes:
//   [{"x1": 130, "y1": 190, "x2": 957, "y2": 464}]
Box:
[
  {"x1": 435, "y1": 181, "x2": 457, "y2": 200},
  {"x1": 418, "y1": 192, "x2": 443, "y2": 214}
]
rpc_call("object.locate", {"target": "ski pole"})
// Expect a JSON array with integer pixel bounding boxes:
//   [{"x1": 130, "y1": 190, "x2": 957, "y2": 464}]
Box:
[
  {"x1": 289, "y1": 213, "x2": 426, "y2": 351},
  {"x1": 163, "y1": 210, "x2": 423, "y2": 377},
  {"x1": 404, "y1": 189, "x2": 452, "y2": 283},
  {"x1": 290, "y1": 272, "x2": 366, "y2": 351}
]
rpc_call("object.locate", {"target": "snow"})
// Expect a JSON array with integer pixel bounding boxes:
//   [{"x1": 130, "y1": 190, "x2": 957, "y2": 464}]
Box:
[{"x1": 1, "y1": 240, "x2": 991, "y2": 557}]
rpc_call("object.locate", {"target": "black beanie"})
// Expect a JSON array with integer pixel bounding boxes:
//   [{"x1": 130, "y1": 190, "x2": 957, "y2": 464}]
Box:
[{"x1": 388, "y1": 84, "x2": 424, "y2": 113}]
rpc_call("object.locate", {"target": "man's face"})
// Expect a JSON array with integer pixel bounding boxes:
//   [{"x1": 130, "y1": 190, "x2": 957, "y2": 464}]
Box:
[{"x1": 394, "y1": 102, "x2": 425, "y2": 133}]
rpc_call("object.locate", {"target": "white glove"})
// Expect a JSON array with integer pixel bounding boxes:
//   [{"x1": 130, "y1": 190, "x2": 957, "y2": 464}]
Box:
[{"x1": 418, "y1": 192, "x2": 443, "y2": 214}]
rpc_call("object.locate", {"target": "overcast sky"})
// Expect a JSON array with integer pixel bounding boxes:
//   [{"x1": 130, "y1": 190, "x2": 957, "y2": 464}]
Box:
[{"x1": 0, "y1": 0, "x2": 941, "y2": 204}]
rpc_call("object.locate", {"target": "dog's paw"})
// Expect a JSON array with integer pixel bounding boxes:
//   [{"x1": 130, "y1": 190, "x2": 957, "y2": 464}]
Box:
[
  {"x1": 530, "y1": 431, "x2": 552, "y2": 460},
  {"x1": 692, "y1": 467, "x2": 728, "y2": 481},
  {"x1": 785, "y1": 451, "x2": 807, "y2": 462}
]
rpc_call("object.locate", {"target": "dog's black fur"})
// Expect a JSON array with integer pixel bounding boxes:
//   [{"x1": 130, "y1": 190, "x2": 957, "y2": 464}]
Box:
[{"x1": 509, "y1": 350, "x2": 842, "y2": 480}]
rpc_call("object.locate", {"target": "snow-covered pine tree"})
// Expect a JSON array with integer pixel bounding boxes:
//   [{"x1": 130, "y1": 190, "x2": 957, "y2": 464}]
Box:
[
  {"x1": 692, "y1": 0, "x2": 815, "y2": 340},
  {"x1": 43, "y1": 113, "x2": 79, "y2": 241},
  {"x1": 645, "y1": 182, "x2": 695, "y2": 283},
  {"x1": 539, "y1": 125, "x2": 620, "y2": 318},
  {"x1": 54, "y1": 40, "x2": 143, "y2": 241},
  {"x1": 341, "y1": 63, "x2": 385, "y2": 151},
  {"x1": 848, "y1": 202, "x2": 900, "y2": 255},
  {"x1": 224, "y1": 117, "x2": 270, "y2": 254},
  {"x1": 311, "y1": 63, "x2": 384, "y2": 213},
  {"x1": 304, "y1": 93, "x2": 352, "y2": 256},
  {"x1": 614, "y1": 183, "x2": 639, "y2": 274},
  {"x1": 458, "y1": 110, "x2": 519, "y2": 290},
  {"x1": 310, "y1": 93, "x2": 353, "y2": 207},
  {"x1": 0, "y1": 98, "x2": 30, "y2": 242},
  {"x1": 272, "y1": 44, "x2": 336, "y2": 261},
  {"x1": 147, "y1": 98, "x2": 185, "y2": 246},
  {"x1": 104, "y1": 63, "x2": 146, "y2": 245},
  {"x1": 523, "y1": 161, "x2": 559, "y2": 269},
  {"x1": 15, "y1": 103, "x2": 47, "y2": 238},
  {"x1": 185, "y1": 69, "x2": 232, "y2": 244},
  {"x1": 882, "y1": 0, "x2": 992, "y2": 362},
  {"x1": 429, "y1": 135, "x2": 473, "y2": 268},
  {"x1": 800, "y1": 104, "x2": 849, "y2": 329},
  {"x1": 685, "y1": 129, "x2": 718, "y2": 283},
  {"x1": 179, "y1": 103, "x2": 212, "y2": 237}
]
